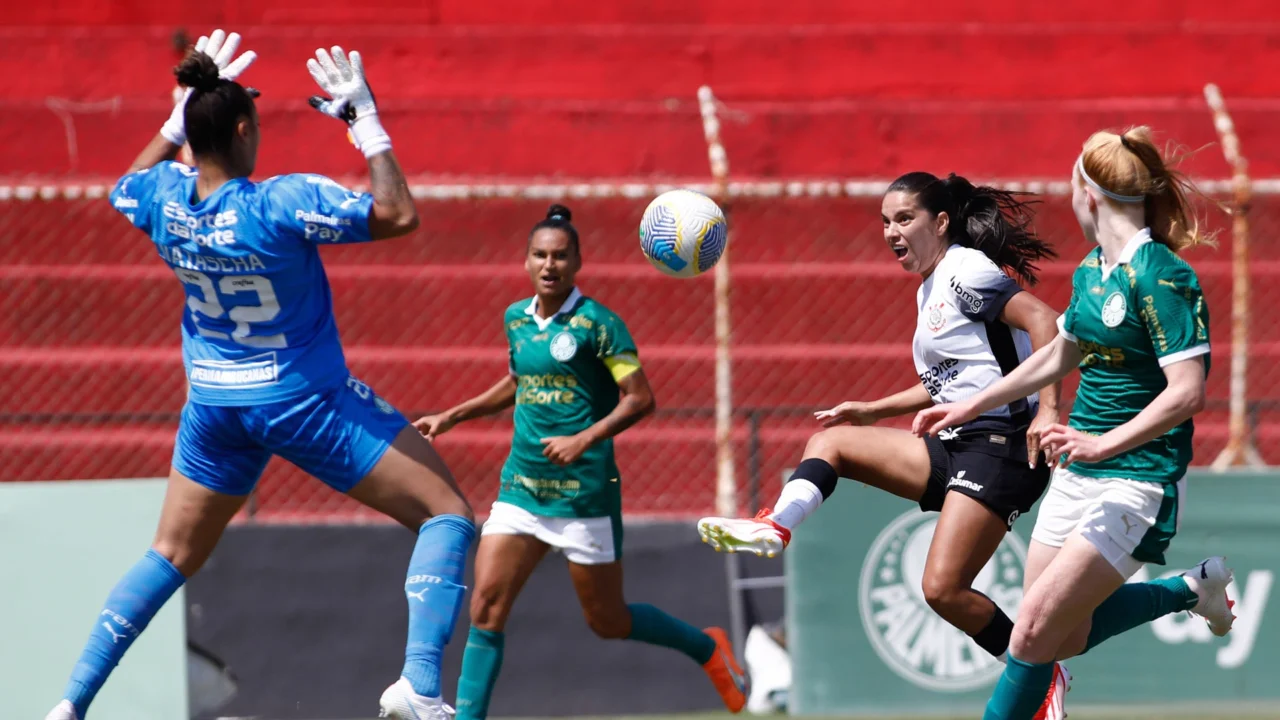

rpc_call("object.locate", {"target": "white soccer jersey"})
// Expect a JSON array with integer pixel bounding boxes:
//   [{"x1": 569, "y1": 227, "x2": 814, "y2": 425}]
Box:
[{"x1": 913, "y1": 245, "x2": 1037, "y2": 429}]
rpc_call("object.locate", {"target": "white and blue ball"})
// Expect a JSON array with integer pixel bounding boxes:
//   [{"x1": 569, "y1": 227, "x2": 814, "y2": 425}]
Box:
[{"x1": 639, "y1": 189, "x2": 728, "y2": 278}]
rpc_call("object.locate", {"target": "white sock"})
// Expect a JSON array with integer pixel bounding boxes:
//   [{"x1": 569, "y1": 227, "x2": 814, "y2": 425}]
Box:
[{"x1": 768, "y1": 480, "x2": 823, "y2": 530}]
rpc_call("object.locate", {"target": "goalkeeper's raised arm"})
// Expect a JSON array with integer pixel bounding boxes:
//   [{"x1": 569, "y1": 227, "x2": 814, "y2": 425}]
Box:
[{"x1": 307, "y1": 46, "x2": 418, "y2": 239}]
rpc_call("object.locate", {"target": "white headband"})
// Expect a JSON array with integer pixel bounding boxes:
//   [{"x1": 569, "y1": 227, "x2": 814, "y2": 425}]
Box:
[{"x1": 1076, "y1": 155, "x2": 1145, "y2": 204}]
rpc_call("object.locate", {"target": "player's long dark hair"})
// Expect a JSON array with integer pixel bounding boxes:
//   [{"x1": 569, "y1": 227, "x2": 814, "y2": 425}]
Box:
[
  {"x1": 528, "y1": 204, "x2": 581, "y2": 255},
  {"x1": 888, "y1": 172, "x2": 1055, "y2": 285},
  {"x1": 174, "y1": 51, "x2": 256, "y2": 158}
]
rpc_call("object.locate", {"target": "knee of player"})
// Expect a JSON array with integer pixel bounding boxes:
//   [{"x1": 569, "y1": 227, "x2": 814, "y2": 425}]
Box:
[
  {"x1": 583, "y1": 608, "x2": 631, "y2": 640},
  {"x1": 449, "y1": 500, "x2": 477, "y2": 524},
  {"x1": 429, "y1": 497, "x2": 476, "y2": 526},
  {"x1": 920, "y1": 572, "x2": 965, "y2": 617},
  {"x1": 802, "y1": 428, "x2": 841, "y2": 462},
  {"x1": 149, "y1": 541, "x2": 203, "y2": 578},
  {"x1": 1008, "y1": 604, "x2": 1055, "y2": 658},
  {"x1": 469, "y1": 587, "x2": 511, "y2": 632}
]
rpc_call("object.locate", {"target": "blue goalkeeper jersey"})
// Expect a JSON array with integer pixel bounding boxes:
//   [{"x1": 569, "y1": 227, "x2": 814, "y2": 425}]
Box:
[{"x1": 110, "y1": 161, "x2": 375, "y2": 406}]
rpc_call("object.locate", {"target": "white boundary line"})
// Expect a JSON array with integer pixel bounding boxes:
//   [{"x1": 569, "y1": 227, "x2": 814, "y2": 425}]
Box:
[{"x1": 3, "y1": 178, "x2": 1278, "y2": 202}]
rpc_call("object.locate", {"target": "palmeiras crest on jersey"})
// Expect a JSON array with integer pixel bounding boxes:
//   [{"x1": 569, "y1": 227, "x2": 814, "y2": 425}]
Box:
[
  {"x1": 549, "y1": 331, "x2": 578, "y2": 362},
  {"x1": 859, "y1": 509, "x2": 1027, "y2": 691},
  {"x1": 1101, "y1": 291, "x2": 1127, "y2": 328}
]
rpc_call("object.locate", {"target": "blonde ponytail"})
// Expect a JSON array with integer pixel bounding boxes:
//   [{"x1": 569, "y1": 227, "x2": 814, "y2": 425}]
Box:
[{"x1": 1078, "y1": 126, "x2": 1217, "y2": 253}]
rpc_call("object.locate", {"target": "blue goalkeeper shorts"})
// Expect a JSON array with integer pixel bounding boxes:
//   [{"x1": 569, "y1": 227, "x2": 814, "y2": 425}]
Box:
[{"x1": 172, "y1": 375, "x2": 409, "y2": 496}]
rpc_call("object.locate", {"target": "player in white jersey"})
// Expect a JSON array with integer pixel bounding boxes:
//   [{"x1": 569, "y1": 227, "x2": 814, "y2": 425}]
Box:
[{"x1": 698, "y1": 172, "x2": 1071, "y2": 715}]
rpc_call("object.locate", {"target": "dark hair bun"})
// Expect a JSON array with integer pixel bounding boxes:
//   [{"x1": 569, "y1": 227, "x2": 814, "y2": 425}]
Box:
[
  {"x1": 174, "y1": 51, "x2": 221, "y2": 93},
  {"x1": 545, "y1": 204, "x2": 572, "y2": 223}
]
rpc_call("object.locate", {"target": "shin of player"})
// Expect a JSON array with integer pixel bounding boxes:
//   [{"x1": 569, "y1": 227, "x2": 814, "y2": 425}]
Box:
[{"x1": 916, "y1": 128, "x2": 1229, "y2": 720}]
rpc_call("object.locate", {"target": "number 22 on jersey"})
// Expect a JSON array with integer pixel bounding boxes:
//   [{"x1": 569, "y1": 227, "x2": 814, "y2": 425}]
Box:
[{"x1": 175, "y1": 269, "x2": 286, "y2": 349}]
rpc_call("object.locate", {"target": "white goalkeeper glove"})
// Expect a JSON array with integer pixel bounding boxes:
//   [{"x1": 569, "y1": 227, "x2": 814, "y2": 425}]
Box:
[
  {"x1": 160, "y1": 29, "x2": 257, "y2": 146},
  {"x1": 306, "y1": 46, "x2": 391, "y2": 158}
]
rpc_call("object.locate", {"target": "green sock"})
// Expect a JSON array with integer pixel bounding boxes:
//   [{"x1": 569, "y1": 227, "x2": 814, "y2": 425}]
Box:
[
  {"x1": 1084, "y1": 576, "x2": 1198, "y2": 653},
  {"x1": 984, "y1": 654, "x2": 1054, "y2": 720},
  {"x1": 455, "y1": 627, "x2": 504, "y2": 720},
  {"x1": 626, "y1": 603, "x2": 716, "y2": 664}
]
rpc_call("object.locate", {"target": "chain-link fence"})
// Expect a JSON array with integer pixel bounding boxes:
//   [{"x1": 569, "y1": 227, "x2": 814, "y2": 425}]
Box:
[{"x1": 0, "y1": 187, "x2": 1269, "y2": 520}]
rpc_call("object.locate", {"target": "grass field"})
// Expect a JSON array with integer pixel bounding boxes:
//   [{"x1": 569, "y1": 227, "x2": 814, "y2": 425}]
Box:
[
  {"x1": 318, "y1": 709, "x2": 1280, "y2": 720},
  {"x1": 465, "y1": 710, "x2": 1280, "y2": 720}
]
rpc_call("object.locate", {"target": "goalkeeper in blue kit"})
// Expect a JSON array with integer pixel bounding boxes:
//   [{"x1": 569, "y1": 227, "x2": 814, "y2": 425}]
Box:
[{"x1": 46, "y1": 30, "x2": 471, "y2": 720}]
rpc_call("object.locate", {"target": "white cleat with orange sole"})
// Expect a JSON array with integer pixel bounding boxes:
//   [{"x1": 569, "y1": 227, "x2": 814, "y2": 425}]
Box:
[
  {"x1": 697, "y1": 509, "x2": 792, "y2": 558},
  {"x1": 378, "y1": 677, "x2": 455, "y2": 720},
  {"x1": 1182, "y1": 556, "x2": 1236, "y2": 637}
]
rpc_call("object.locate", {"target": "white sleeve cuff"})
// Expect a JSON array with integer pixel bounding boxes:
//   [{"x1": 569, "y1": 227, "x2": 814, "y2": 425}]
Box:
[
  {"x1": 350, "y1": 114, "x2": 391, "y2": 158},
  {"x1": 1056, "y1": 314, "x2": 1078, "y2": 344},
  {"x1": 159, "y1": 88, "x2": 191, "y2": 146},
  {"x1": 1158, "y1": 344, "x2": 1210, "y2": 368}
]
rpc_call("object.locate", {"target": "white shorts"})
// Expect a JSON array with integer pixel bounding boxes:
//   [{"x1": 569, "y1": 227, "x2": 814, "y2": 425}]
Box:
[
  {"x1": 1030, "y1": 467, "x2": 1186, "y2": 579},
  {"x1": 481, "y1": 501, "x2": 618, "y2": 565}
]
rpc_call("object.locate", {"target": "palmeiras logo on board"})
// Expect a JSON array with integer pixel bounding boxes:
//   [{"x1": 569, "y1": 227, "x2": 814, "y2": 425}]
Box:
[
  {"x1": 859, "y1": 509, "x2": 1027, "y2": 691},
  {"x1": 1102, "y1": 292, "x2": 1127, "y2": 328},
  {"x1": 550, "y1": 331, "x2": 578, "y2": 362}
]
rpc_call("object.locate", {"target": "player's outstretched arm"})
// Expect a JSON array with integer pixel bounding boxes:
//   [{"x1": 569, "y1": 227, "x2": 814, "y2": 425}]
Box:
[
  {"x1": 365, "y1": 152, "x2": 418, "y2": 238},
  {"x1": 126, "y1": 29, "x2": 256, "y2": 174},
  {"x1": 1000, "y1": 291, "x2": 1065, "y2": 464},
  {"x1": 814, "y1": 384, "x2": 932, "y2": 427},
  {"x1": 307, "y1": 46, "x2": 418, "y2": 239},
  {"x1": 914, "y1": 334, "x2": 1082, "y2": 437},
  {"x1": 1041, "y1": 357, "x2": 1206, "y2": 467},
  {"x1": 414, "y1": 375, "x2": 519, "y2": 440}
]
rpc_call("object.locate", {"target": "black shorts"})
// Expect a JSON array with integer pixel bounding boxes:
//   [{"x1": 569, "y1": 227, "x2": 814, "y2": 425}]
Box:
[{"x1": 919, "y1": 431, "x2": 1051, "y2": 530}]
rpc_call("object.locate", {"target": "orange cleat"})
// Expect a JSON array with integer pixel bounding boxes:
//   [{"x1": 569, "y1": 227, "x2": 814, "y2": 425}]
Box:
[
  {"x1": 701, "y1": 627, "x2": 748, "y2": 713},
  {"x1": 1031, "y1": 663, "x2": 1071, "y2": 720}
]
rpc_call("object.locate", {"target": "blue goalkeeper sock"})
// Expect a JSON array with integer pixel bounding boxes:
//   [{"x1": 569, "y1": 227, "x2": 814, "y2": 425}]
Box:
[
  {"x1": 64, "y1": 549, "x2": 186, "y2": 717},
  {"x1": 402, "y1": 514, "x2": 475, "y2": 697},
  {"x1": 1083, "y1": 576, "x2": 1198, "y2": 653},
  {"x1": 455, "y1": 626, "x2": 504, "y2": 720},
  {"x1": 626, "y1": 603, "x2": 716, "y2": 664},
  {"x1": 983, "y1": 654, "x2": 1054, "y2": 720}
]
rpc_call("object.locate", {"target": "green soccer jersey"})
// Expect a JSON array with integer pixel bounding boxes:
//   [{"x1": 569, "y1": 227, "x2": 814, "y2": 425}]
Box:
[
  {"x1": 1060, "y1": 229, "x2": 1210, "y2": 483},
  {"x1": 499, "y1": 288, "x2": 641, "y2": 518}
]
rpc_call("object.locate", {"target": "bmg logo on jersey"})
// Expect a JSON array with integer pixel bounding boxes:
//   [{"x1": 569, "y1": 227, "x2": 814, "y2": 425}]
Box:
[
  {"x1": 948, "y1": 278, "x2": 985, "y2": 314},
  {"x1": 163, "y1": 202, "x2": 238, "y2": 246}
]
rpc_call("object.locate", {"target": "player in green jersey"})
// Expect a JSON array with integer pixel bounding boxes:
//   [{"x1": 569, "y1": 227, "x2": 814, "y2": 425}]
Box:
[
  {"x1": 415, "y1": 204, "x2": 748, "y2": 719},
  {"x1": 917, "y1": 127, "x2": 1234, "y2": 720}
]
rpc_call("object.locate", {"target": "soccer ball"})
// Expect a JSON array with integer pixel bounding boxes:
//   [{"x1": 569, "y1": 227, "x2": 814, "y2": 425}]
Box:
[{"x1": 639, "y1": 189, "x2": 728, "y2": 278}]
